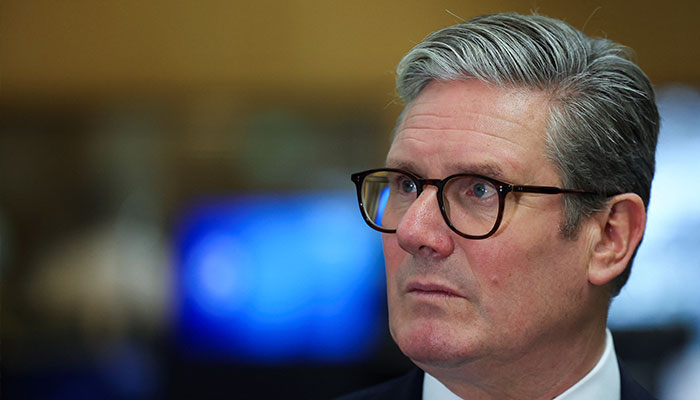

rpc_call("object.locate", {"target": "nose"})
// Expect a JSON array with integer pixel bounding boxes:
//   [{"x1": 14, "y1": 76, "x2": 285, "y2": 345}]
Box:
[{"x1": 395, "y1": 186, "x2": 455, "y2": 259}]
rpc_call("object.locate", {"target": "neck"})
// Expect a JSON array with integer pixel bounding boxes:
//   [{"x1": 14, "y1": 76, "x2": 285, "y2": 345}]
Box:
[{"x1": 417, "y1": 321, "x2": 608, "y2": 400}]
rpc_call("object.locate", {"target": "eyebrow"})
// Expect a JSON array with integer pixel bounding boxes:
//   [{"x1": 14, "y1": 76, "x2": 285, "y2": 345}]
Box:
[{"x1": 385, "y1": 159, "x2": 509, "y2": 181}]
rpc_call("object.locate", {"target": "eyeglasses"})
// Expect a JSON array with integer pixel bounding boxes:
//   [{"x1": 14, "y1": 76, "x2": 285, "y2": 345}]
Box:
[{"x1": 351, "y1": 168, "x2": 611, "y2": 240}]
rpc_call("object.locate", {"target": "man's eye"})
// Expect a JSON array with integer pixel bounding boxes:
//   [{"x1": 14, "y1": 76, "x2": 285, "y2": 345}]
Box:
[
  {"x1": 469, "y1": 182, "x2": 496, "y2": 199},
  {"x1": 399, "y1": 177, "x2": 417, "y2": 194},
  {"x1": 472, "y1": 183, "x2": 492, "y2": 198}
]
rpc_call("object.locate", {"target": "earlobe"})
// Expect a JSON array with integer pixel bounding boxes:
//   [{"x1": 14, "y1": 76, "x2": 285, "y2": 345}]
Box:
[{"x1": 588, "y1": 194, "x2": 646, "y2": 287}]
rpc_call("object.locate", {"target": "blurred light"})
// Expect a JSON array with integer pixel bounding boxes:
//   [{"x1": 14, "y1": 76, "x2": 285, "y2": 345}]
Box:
[
  {"x1": 609, "y1": 85, "x2": 700, "y2": 332},
  {"x1": 176, "y1": 192, "x2": 384, "y2": 363}
]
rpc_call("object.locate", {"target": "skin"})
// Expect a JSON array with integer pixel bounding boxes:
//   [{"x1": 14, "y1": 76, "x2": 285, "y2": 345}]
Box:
[{"x1": 382, "y1": 79, "x2": 643, "y2": 399}]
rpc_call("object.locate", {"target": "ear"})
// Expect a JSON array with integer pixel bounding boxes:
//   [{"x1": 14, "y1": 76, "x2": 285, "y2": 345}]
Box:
[{"x1": 588, "y1": 193, "x2": 646, "y2": 287}]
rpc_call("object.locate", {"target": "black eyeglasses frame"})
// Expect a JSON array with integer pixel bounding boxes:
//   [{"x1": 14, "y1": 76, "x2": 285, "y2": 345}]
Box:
[{"x1": 351, "y1": 168, "x2": 614, "y2": 240}]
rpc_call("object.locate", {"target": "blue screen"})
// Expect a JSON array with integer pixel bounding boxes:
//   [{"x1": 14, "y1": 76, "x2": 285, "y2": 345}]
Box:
[{"x1": 175, "y1": 192, "x2": 385, "y2": 363}]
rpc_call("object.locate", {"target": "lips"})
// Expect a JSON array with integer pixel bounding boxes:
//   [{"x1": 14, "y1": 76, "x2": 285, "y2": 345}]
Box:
[{"x1": 406, "y1": 281, "x2": 463, "y2": 298}]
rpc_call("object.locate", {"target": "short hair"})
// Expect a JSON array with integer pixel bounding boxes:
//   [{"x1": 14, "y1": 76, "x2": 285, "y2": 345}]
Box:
[{"x1": 395, "y1": 13, "x2": 660, "y2": 296}]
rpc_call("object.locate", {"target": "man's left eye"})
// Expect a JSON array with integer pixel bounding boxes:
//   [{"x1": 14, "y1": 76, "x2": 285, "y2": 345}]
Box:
[{"x1": 470, "y1": 182, "x2": 496, "y2": 199}]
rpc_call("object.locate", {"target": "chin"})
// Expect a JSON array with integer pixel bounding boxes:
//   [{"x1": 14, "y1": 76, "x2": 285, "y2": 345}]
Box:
[{"x1": 391, "y1": 317, "x2": 479, "y2": 368}]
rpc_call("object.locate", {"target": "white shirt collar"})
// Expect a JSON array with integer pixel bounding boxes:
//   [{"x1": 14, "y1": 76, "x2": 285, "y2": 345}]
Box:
[
  {"x1": 422, "y1": 329, "x2": 620, "y2": 400},
  {"x1": 423, "y1": 373, "x2": 462, "y2": 400}
]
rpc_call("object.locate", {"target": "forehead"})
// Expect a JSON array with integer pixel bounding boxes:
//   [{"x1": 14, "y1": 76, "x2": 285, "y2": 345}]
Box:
[{"x1": 387, "y1": 80, "x2": 552, "y2": 181}]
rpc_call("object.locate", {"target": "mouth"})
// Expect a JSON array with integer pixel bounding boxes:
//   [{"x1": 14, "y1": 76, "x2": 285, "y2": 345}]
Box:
[{"x1": 406, "y1": 282, "x2": 463, "y2": 299}]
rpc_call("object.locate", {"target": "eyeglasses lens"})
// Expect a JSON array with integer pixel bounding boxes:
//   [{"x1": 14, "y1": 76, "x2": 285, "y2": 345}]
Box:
[{"x1": 360, "y1": 170, "x2": 500, "y2": 237}]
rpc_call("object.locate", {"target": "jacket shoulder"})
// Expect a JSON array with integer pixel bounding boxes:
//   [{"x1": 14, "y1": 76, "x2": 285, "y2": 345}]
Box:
[
  {"x1": 620, "y1": 362, "x2": 657, "y2": 400},
  {"x1": 335, "y1": 368, "x2": 423, "y2": 400}
]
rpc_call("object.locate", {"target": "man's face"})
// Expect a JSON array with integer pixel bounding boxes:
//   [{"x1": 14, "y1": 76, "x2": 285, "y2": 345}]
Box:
[{"x1": 383, "y1": 80, "x2": 598, "y2": 370}]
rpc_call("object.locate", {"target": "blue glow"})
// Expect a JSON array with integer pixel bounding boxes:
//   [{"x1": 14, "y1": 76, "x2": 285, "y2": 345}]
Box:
[
  {"x1": 176, "y1": 192, "x2": 384, "y2": 363},
  {"x1": 375, "y1": 186, "x2": 390, "y2": 226}
]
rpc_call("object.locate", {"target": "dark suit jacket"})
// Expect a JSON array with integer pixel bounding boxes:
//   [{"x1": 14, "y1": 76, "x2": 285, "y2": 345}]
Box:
[{"x1": 336, "y1": 361, "x2": 656, "y2": 400}]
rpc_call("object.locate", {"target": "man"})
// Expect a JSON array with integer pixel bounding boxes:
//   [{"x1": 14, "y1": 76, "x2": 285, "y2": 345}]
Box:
[{"x1": 343, "y1": 12, "x2": 659, "y2": 400}]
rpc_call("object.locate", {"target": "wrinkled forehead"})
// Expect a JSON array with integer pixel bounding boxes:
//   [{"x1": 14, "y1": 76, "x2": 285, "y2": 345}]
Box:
[
  {"x1": 387, "y1": 80, "x2": 554, "y2": 180},
  {"x1": 392, "y1": 81, "x2": 551, "y2": 140},
  {"x1": 392, "y1": 80, "x2": 551, "y2": 139}
]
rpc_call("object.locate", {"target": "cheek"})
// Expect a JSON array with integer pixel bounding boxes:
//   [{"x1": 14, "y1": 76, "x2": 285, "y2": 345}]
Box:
[
  {"x1": 381, "y1": 235, "x2": 409, "y2": 340},
  {"x1": 382, "y1": 234, "x2": 402, "y2": 270},
  {"x1": 463, "y1": 230, "x2": 565, "y2": 307},
  {"x1": 381, "y1": 235, "x2": 403, "y2": 292},
  {"x1": 463, "y1": 238, "x2": 521, "y2": 285},
  {"x1": 465, "y1": 226, "x2": 588, "y2": 329}
]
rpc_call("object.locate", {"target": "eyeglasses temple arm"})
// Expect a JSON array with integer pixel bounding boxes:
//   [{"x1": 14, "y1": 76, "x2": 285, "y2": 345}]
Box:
[{"x1": 512, "y1": 185, "x2": 614, "y2": 196}]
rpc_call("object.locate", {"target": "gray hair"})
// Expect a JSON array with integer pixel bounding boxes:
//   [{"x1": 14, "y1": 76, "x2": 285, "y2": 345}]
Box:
[{"x1": 395, "y1": 13, "x2": 659, "y2": 296}]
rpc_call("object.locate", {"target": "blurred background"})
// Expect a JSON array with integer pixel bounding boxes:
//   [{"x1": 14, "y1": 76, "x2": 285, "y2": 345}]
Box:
[{"x1": 1, "y1": 1, "x2": 699, "y2": 399}]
